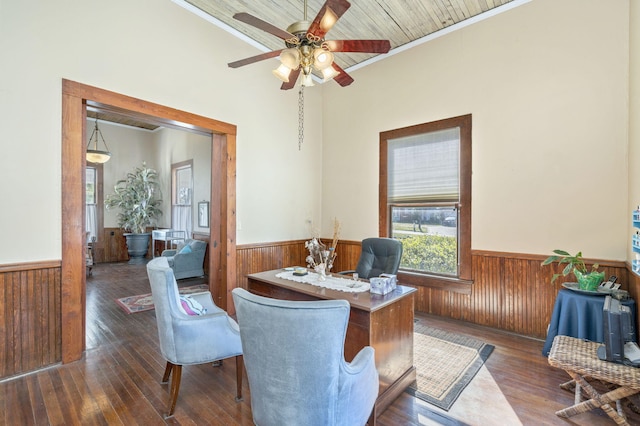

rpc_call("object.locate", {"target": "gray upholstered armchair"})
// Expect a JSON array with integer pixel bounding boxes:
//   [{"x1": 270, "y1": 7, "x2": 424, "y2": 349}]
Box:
[
  {"x1": 340, "y1": 237, "x2": 403, "y2": 279},
  {"x1": 232, "y1": 288, "x2": 379, "y2": 426},
  {"x1": 146, "y1": 257, "x2": 243, "y2": 417},
  {"x1": 161, "y1": 239, "x2": 207, "y2": 280}
]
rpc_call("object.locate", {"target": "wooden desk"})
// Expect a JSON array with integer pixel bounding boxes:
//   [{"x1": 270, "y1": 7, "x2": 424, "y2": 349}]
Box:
[
  {"x1": 548, "y1": 335, "x2": 640, "y2": 425},
  {"x1": 246, "y1": 269, "x2": 417, "y2": 418}
]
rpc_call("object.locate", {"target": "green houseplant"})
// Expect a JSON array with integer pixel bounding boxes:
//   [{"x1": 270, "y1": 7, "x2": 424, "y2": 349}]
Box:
[
  {"x1": 541, "y1": 249, "x2": 604, "y2": 291},
  {"x1": 105, "y1": 162, "x2": 163, "y2": 263}
]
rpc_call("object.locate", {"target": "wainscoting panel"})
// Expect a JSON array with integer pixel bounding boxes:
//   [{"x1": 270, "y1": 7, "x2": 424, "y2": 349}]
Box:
[
  {"x1": 416, "y1": 252, "x2": 628, "y2": 339},
  {"x1": 235, "y1": 241, "x2": 629, "y2": 340},
  {"x1": 0, "y1": 243, "x2": 633, "y2": 381},
  {"x1": 0, "y1": 261, "x2": 61, "y2": 379},
  {"x1": 236, "y1": 240, "x2": 307, "y2": 291},
  {"x1": 102, "y1": 228, "x2": 129, "y2": 263}
]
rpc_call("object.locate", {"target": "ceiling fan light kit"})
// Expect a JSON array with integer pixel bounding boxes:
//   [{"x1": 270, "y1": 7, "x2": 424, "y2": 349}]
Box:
[
  {"x1": 228, "y1": 0, "x2": 391, "y2": 90},
  {"x1": 228, "y1": 0, "x2": 391, "y2": 150}
]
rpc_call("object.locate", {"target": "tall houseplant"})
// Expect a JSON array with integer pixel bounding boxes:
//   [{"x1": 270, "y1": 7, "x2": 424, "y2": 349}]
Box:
[
  {"x1": 541, "y1": 249, "x2": 604, "y2": 291},
  {"x1": 105, "y1": 162, "x2": 163, "y2": 263}
]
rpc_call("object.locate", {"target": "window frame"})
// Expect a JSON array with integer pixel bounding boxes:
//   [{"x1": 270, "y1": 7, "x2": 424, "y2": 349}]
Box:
[
  {"x1": 86, "y1": 167, "x2": 97, "y2": 205},
  {"x1": 172, "y1": 160, "x2": 193, "y2": 207},
  {"x1": 85, "y1": 163, "x2": 104, "y2": 244},
  {"x1": 379, "y1": 114, "x2": 472, "y2": 292}
]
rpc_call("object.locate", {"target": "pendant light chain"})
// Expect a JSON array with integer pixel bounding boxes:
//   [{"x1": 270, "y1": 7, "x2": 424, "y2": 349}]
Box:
[{"x1": 298, "y1": 85, "x2": 305, "y2": 150}]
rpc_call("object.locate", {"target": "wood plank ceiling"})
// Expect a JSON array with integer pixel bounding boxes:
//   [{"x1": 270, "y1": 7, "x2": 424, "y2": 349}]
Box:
[
  {"x1": 183, "y1": 0, "x2": 520, "y2": 71},
  {"x1": 92, "y1": 0, "x2": 523, "y2": 129}
]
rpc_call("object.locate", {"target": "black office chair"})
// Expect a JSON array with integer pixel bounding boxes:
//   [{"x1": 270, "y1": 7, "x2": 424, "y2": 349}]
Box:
[{"x1": 340, "y1": 237, "x2": 403, "y2": 279}]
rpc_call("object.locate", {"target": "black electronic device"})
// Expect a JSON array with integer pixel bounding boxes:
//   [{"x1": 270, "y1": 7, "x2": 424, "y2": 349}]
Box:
[{"x1": 597, "y1": 295, "x2": 639, "y2": 366}]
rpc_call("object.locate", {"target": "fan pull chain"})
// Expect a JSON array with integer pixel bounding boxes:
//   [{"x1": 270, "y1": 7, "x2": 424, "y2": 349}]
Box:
[{"x1": 298, "y1": 85, "x2": 305, "y2": 150}]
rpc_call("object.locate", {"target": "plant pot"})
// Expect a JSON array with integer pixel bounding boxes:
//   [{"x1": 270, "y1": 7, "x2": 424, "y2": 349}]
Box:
[
  {"x1": 124, "y1": 233, "x2": 151, "y2": 264},
  {"x1": 574, "y1": 269, "x2": 605, "y2": 291}
]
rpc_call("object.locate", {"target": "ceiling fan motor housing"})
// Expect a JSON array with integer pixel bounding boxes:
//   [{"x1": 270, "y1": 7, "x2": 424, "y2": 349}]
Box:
[{"x1": 285, "y1": 20, "x2": 325, "y2": 74}]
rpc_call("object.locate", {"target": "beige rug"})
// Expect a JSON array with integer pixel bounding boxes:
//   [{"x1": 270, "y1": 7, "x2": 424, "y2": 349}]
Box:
[{"x1": 407, "y1": 322, "x2": 494, "y2": 411}]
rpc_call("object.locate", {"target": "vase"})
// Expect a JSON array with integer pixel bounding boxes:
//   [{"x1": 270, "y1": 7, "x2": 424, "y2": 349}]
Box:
[
  {"x1": 124, "y1": 232, "x2": 151, "y2": 264},
  {"x1": 574, "y1": 270, "x2": 605, "y2": 291},
  {"x1": 315, "y1": 264, "x2": 327, "y2": 281}
]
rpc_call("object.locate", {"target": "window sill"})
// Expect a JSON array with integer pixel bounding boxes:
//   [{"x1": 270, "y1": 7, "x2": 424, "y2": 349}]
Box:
[{"x1": 397, "y1": 271, "x2": 473, "y2": 295}]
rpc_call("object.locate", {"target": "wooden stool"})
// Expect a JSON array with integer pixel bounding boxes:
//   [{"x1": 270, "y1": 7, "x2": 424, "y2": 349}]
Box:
[{"x1": 548, "y1": 335, "x2": 640, "y2": 425}]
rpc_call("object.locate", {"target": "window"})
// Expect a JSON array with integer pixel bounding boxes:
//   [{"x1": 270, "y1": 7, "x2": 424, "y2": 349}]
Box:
[
  {"x1": 172, "y1": 161, "x2": 193, "y2": 237},
  {"x1": 380, "y1": 115, "x2": 472, "y2": 288},
  {"x1": 86, "y1": 166, "x2": 97, "y2": 242}
]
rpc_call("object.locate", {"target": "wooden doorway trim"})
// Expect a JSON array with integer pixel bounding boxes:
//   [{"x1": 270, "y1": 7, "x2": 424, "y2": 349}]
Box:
[{"x1": 61, "y1": 79, "x2": 237, "y2": 363}]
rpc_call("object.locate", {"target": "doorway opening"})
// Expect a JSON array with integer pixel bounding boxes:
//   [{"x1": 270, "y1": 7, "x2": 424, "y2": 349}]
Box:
[{"x1": 61, "y1": 79, "x2": 237, "y2": 363}]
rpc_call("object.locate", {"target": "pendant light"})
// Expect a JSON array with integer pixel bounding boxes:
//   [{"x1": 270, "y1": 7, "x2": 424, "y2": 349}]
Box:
[{"x1": 86, "y1": 117, "x2": 111, "y2": 163}]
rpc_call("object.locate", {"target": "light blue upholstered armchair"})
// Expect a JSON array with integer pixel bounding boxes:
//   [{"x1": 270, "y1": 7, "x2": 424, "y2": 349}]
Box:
[
  {"x1": 232, "y1": 288, "x2": 379, "y2": 426},
  {"x1": 161, "y1": 238, "x2": 207, "y2": 280},
  {"x1": 340, "y1": 237, "x2": 403, "y2": 279},
  {"x1": 146, "y1": 257, "x2": 243, "y2": 417}
]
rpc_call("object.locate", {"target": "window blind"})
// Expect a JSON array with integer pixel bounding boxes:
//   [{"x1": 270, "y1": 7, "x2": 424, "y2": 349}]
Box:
[{"x1": 388, "y1": 127, "x2": 460, "y2": 203}]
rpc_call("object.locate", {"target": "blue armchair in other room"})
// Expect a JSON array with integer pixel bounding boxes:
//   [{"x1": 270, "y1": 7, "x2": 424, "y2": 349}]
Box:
[
  {"x1": 232, "y1": 288, "x2": 379, "y2": 426},
  {"x1": 146, "y1": 257, "x2": 243, "y2": 417},
  {"x1": 161, "y1": 239, "x2": 207, "y2": 279}
]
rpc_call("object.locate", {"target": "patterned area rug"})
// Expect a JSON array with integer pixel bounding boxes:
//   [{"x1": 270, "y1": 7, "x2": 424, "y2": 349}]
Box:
[
  {"x1": 407, "y1": 322, "x2": 494, "y2": 411},
  {"x1": 115, "y1": 284, "x2": 209, "y2": 314}
]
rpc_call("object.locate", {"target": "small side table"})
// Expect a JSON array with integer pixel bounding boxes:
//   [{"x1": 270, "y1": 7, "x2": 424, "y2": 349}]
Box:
[
  {"x1": 152, "y1": 229, "x2": 186, "y2": 257},
  {"x1": 548, "y1": 335, "x2": 640, "y2": 425},
  {"x1": 542, "y1": 289, "x2": 637, "y2": 356}
]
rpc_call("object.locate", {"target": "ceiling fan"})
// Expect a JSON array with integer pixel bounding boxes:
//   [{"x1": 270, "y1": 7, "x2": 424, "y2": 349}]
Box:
[{"x1": 228, "y1": 0, "x2": 391, "y2": 90}]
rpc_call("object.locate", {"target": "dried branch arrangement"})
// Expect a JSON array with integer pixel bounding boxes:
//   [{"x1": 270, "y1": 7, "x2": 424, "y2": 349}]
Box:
[{"x1": 305, "y1": 218, "x2": 341, "y2": 275}]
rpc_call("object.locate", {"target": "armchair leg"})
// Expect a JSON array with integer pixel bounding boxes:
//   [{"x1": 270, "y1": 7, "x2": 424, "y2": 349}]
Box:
[
  {"x1": 235, "y1": 355, "x2": 244, "y2": 402},
  {"x1": 167, "y1": 364, "x2": 182, "y2": 417},
  {"x1": 161, "y1": 361, "x2": 174, "y2": 384}
]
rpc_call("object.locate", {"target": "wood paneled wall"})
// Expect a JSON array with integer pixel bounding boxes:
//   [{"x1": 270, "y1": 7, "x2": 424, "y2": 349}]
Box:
[
  {"x1": 0, "y1": 261, "x2": 61, "y2": 379},
  {"x1": 0, "y1": 240, "x2": 632, "y2": 380},
  {"x1": 101, "y1": 228, "x2": 130, "y2": 263},
  {"x1": 236, "y1": 240, "x2": 629, "y2": 340},
  {"x1": 98, "y1": 227, "x2": 172, "y2": 263}
]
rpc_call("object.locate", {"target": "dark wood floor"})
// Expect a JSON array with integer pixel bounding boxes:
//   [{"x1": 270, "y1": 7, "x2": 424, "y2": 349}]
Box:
[{"x1": 1, "y1": 261, "x2": 639, "y2": 425}]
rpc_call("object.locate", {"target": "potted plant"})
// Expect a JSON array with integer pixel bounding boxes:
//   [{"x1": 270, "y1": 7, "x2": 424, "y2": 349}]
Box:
[
  {"x1": 541, "y1": 249, "x2": 605, "y2": 291},
  {"x1": 105, "y1": 162, "x2": 163, "y2": 264}
]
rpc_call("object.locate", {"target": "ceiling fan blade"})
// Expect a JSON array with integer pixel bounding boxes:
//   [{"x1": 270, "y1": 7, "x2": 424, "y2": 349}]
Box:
[
  {"x1": 307, "y1": 0, "x2": 351, "y2": 39},
  {"x1": 325, "y1": 40, "x2": 391, "y2": 54},
  {"x1": 280, "y1": 68, "x2": 301, "y2": 90},
  {"x1": 228, "y1": 49, "x2": 283, "y2": 68},
  {"x1": 233, "y1": 12, "x2": 295, "y2": 40},
  {"x1": 330, "y1": 62, "x2": 354, "y2": 87}
]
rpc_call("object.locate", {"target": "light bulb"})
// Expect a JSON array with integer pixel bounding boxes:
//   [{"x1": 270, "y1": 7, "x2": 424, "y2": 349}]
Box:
[
  {"x1": 272, "y1": 64, "x2": 291, "y2": 82},
  {"x1": 280, "y1": 48, "x2": 300, "y2": 69},
  {"x1": 313, "y1": 48, "x2": 334, "y2": 70},
  {"x1": 322, "y1": 67, "x2": 339, "y2": 81},
  {"x1": 300, "y1": 73, "x2": 314, "y2": 87}
]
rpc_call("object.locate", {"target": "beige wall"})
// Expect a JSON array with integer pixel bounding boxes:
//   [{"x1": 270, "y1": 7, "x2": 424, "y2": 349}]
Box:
[
  {"x1": 94, "y1": 121, "x2": 213, "y2": 233},
  {"x1": 155, "y1": 127, "x2": 212, "y2": 234},
  {"x1": 0, "y1": 0, "x2": 323, "y2": 263},
  {"x1": 322, "y1": 0, "x2": 631, "y2": 261},
  {"x1": 0, "y1": 0, "x2": 636, "y2": 265},
  {"x1": 88, "y1": 120, "x2": 160, "y2": 229}
]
